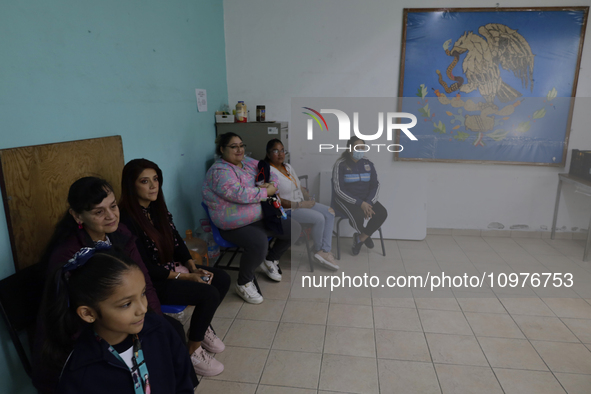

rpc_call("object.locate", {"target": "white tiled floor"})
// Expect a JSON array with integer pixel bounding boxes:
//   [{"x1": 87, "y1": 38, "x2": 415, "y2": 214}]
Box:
[{"x1": 197, "y1": 235, "x2": 591, "y2": 393}]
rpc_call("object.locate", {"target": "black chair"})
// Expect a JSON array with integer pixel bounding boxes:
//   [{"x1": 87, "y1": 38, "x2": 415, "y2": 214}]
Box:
[
  {"x1": 330, "y1": 178, "x2": 386, "y2": 260},
  {"x1": 0, "y1": 261, "x2": 47, "y2": 378}
]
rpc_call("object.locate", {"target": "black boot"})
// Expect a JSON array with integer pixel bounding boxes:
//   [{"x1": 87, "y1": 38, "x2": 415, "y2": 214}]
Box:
[{"x1": 351, "y1": 233, "x2": 363, "y2": 256}]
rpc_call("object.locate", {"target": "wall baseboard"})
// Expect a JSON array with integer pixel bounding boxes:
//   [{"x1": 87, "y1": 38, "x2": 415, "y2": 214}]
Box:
[{"x1": 426, "y1": 228, "x2": 588, "y2": 240}]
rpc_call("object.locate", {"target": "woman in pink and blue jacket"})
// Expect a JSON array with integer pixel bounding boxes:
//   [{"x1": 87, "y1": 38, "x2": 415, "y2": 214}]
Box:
[{"x1": 202, "y1": 132, "x2": 300, "y2": 304}]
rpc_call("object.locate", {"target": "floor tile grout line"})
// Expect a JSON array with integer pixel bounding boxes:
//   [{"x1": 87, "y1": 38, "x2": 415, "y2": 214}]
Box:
[
  {"x1": 471, "y1": 334, "x2": 583, "y2": 344},
  {"x1": 433, "y1": 361, "x2": 548, "y2": 371},
  {"x1": 420, "y1": 237, "x2": 457, "y2": 394},
  {"x1": 205, "y1": 235, "x2": 591, "y2": 392},
  {"x1": 556, "y1": 315, "x2": 591, "y2": 345},
  {"x1": 477, "y1": 236, "x2": 578, "y2": 391},
  {"x1": 220, "y1": 267, "x2": 289, "y2": 390},
  {"x1": 254, "y1": 288, "x2": 285, "y2": 392},
  {"x1": 369, "y1": 277, "x2": 381, "y2": 394},
  {"x1": 468, "y1": 236, "x2": 566, "y2": 392},
  {"x1": 316, "y1": 286, "x2": 330, "y2": 394},
  {"x1": 439, "y1": 237, "x2": 509, "y2": 392}
]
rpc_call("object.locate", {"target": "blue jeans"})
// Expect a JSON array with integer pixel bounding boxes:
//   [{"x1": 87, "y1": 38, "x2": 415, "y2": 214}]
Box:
[{"x1": 290, "y1": 202, "x2": 335, "y2": 253}]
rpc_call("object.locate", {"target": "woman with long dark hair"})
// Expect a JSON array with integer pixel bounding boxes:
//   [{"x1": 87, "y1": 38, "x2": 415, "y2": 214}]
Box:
[
  {"x1": 332, "y1": 137, "x2": 388, "y2": 255},
  {"x1": 119, "y1": 158, "x2": 229, "y2": 377}
]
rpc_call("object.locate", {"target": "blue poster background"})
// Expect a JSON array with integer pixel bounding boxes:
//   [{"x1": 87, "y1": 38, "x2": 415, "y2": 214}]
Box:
[{"x1": 399, "y1": 10, "x2": 587, "y2": 164}]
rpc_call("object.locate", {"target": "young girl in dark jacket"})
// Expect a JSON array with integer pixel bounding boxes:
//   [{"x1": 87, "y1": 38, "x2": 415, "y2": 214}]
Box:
[{"x1": 40, "y1": 246, "x2": 196, "y2": 394}]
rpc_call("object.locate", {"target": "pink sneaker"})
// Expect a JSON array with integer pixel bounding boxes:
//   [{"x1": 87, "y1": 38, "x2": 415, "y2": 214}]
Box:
[
  {"x1": 314, "y1": 250, "x2": 339, "y2": 271},
  {"x1": 202, "y1": 326, "x2": 225, "y2": 353},
  {"x1": 191, "y1": 346, "x2": 224, "y2": 377}
]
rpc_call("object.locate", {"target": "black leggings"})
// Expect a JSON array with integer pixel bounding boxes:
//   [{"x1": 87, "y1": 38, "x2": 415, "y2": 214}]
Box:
[
  {"x1": 219, "y1": 219, "x2": 300, "y2": 285},
  {"x1": 335, "y1": 199, "x2": 387, "y2": 237},
  {"x1": 155, "y1": 265, "x2": 230, "y2": 343}
]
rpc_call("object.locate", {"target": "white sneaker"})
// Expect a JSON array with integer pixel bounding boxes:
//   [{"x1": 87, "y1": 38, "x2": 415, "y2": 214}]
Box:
[
  {"x1": 260, "y1": 259, "x2": 282, "y2": 281},
  {"x1": 314, "y1": 251, "x2": 340, "y2": 271},
  {"x1": 235, "y1": 281, "x2": 264, "y2": 304}
]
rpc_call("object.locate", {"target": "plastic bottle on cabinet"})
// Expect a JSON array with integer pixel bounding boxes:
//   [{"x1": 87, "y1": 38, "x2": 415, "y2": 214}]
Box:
[
  {"x1": 199, "y1": 223, "x2": 221, "y2": 262},
  {"x1": 256, "y1": 105, "x2": 265, "y2": 122},
  {"x1": 235, "y1": 101, "x2": 247, "y2": 123},
  {"x1": 184, "y1": 230, "x2": 209, "y2": 266}
]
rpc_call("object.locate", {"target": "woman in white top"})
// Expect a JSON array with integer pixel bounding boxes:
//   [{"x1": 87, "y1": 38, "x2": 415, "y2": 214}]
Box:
[{"x1": 264, "y1": 139, "x2": 339, "y2": 270}]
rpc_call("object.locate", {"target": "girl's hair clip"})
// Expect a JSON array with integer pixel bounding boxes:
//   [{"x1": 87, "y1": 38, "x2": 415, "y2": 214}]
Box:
[
  {"x1": 62, "y1": 243, "x2": 112, "y2": 277},
  {"x1": 58, "y1": 244, "x2": 112, "y2": 306}
]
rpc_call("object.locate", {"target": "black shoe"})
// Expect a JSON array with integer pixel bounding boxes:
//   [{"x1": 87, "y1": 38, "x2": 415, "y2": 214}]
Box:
[
  {"x1": 351, "y1": 233, "x2": 363, "y2": 256},
  {"x1": 364, "y1": 237, "x2": 374, "y2": 249}
]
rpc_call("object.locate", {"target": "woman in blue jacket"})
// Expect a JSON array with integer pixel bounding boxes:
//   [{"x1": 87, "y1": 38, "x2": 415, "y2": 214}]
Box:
[{"x1": 332, "y1": 136, "x2": 388, "y2": 255}]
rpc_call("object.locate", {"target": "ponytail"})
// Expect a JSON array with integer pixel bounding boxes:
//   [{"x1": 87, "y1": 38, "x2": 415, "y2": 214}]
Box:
[
  {"x1": 40, "y1": 265, "x2": 80, "y2": 366},
  {"x1": 40, "y1": 247, "x2": 138, "y2": 365}
]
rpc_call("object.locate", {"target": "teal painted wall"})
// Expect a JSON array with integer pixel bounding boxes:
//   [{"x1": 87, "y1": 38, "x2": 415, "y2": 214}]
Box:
[{"x1": 0, "y1": 1, "x2": 227, "y2": 392}]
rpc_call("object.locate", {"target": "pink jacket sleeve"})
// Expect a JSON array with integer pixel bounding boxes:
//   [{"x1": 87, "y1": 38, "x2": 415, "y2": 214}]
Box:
[{"x1": 211, "y1": 165, "x2": 268, "y2": 203}]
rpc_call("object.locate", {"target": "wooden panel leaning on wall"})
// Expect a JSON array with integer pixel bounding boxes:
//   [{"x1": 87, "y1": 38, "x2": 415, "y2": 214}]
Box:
[{"x1": 0, "y1": 136, "x2": 124, "y2": 271}]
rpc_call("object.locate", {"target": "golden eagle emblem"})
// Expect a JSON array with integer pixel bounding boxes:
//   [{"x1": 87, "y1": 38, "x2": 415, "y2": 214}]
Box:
[{"x1": 436, "y1": 23, "x2": 535, "y2": 105}]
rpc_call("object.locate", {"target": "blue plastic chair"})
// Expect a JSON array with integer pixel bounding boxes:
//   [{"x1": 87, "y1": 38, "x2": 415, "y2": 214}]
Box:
[
  {"x1": 201, "y1": 201, "x2": 266, "y2": 294},
  {"x1": 161, "y1": 305, "x2": 187, "y2": 314},
  {"x1": 330, "y1": 178, "x2": 386, "y2": 260},
  {"x1": 201, "y1": 201, "x2": 249, "y2": 268}
]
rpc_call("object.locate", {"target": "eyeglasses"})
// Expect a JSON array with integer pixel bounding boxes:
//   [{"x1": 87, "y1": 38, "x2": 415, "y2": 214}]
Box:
[
  {"x1": 226, "y1": 144, "x2": 247, "y2": 151},
  {"x1": 270, "y1": 149, "x2": 287, "y2": 155}
]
